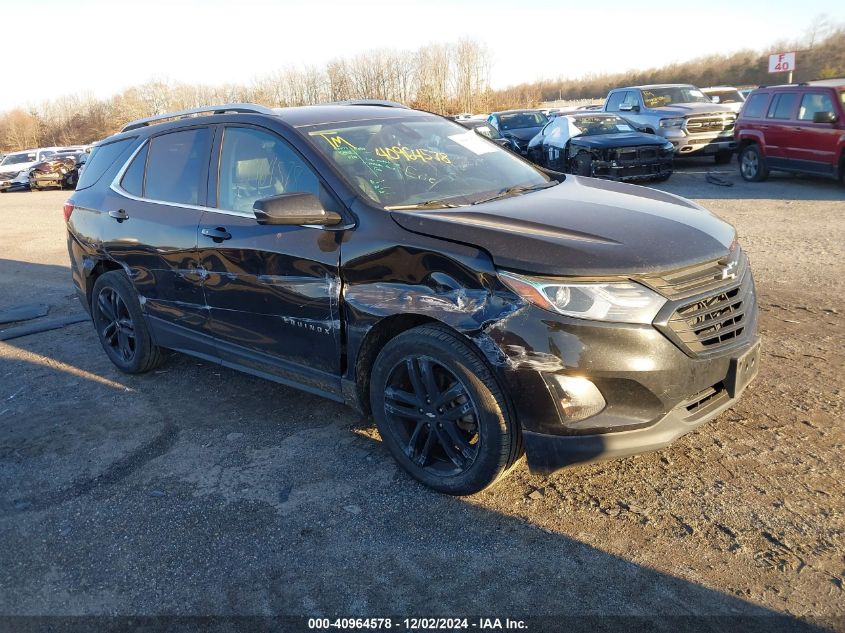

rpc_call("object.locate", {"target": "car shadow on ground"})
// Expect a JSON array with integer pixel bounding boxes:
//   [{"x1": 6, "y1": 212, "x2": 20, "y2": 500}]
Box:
[{"x1": 0, "y1": 325, "x2": 834, "y2": 632}]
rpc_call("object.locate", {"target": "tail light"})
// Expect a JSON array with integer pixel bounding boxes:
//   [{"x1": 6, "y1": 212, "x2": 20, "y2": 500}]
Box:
[{"x1": 63, "y1": 201, "x2": 75, "y2": 222}]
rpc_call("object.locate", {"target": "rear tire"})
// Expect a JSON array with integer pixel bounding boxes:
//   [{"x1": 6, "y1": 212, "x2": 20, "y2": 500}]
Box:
[
  {"x1": 714, "y1": 150, "x2": 733, "y2": 165},
  {"x1": 739, "y1": 144, "x2": 768, "y2": 182},
  {"x1": 91, "y1": 270, "x2": 163, "y2": 374},
  {"x1": 369, "y1": 324, "x2": 522, "y2": 495}
]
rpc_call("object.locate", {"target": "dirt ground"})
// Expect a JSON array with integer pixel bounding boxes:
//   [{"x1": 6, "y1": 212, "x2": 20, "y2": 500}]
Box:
[{"x1": 0, "y1": 160, "x2": 843, "y2": 631}]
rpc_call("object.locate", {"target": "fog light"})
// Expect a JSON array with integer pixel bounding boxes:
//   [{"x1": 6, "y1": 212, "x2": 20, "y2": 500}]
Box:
[{"x1": 547, "y1": 374, "x2": 606, "y2": 423}]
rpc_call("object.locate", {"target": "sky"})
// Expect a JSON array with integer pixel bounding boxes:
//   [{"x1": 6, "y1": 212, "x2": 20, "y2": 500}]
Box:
[{"x1": 0, "y1": 0, "x2": 842, "y2": 112}]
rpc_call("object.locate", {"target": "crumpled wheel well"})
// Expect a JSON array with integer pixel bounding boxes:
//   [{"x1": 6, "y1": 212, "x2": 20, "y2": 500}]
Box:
[
  {"x1": 354, "y1": 313, "x2": 439, "y2": 416},
  {"x1": 85, "y1": 258, "x2": 124, "y2": 309}
]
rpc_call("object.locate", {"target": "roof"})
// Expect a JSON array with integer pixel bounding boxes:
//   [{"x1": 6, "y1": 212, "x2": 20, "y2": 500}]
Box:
[
  {"x1": 700, "y1": 86, "x2": 740, "y2": 91},
  {"x1": 808, "y1": 78, "x2": 845, "y2": 88},
  {"x1": 490, "y1": 109, "x2": 544, "y2": 115},
  {"x1": 118, "y1": 102, "x2": 432, "y2": 134},
  {"x1": 757, "y1": 78, "x2": 845, "y2": 90},
  {"x1": 613, "y1": 84, "x2": 695, "y2": 91},
  {"x1": 275, "y1": 104, "x2": 431, "y2": 128}
]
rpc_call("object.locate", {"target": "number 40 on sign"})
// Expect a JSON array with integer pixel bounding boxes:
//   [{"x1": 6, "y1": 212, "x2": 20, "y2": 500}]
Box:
[{"x1": 768, "y1": 52, "x2": 796, "y2": 74}]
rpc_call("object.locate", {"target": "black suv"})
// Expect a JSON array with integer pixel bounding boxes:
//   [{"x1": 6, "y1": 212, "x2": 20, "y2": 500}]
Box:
[{"x1": 66, "y1": 103, "x2": 760, "y2": 494}]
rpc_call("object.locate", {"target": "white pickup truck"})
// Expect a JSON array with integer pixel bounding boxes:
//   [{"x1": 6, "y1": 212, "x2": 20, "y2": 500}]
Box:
[{"x1": 603, "y1": 84, "x2": 738, "y2": 163}]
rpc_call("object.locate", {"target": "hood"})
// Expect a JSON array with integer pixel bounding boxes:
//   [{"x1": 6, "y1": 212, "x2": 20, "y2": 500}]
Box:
[
  {"x1": 501, "y1": 127, "x2": 544, "y2": 142},
  {"x1": 650, "y1": 102, "x2": 735, "y2": 117},
  {"x1": 0, "y1": 160, "x2": 37, "y2": 177},
  {"x1": 571, "y1": 131, "x2": 668, "y2": 149},
  {"x1": 32, "y1": 157, "x2": 76, "y2": 173},
  {"x1": 391, "y1": 177, "x2": 735, "y2": 277}
]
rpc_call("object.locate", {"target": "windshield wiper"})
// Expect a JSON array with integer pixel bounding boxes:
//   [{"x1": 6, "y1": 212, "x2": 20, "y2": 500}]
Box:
[
  {"x1": 471, "y1": 181, "x2": 559, "y2": 206},
  {"x1": 385, "y1": 199, "x2": 463, "y2": 210}
]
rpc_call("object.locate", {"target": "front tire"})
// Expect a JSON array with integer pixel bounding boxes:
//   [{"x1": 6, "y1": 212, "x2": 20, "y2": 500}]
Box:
[
  {"x1": 573, "y1": 152, "x2": 593, "y2": 177},
  {"x1": 91, "y1": 270, "x2": 163, "y2": 374},
  {"x1": 370, "y1": 324, "x2": 522, "y2": 495},
  {"x1": 739, "y1": 144, "x2": 768, "y2": 182}
]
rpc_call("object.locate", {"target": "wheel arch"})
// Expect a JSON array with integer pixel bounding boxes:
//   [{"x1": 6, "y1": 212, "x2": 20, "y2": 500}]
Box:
[{"x1": 85, "y1": 258, "x2": 126, "y2": 309}]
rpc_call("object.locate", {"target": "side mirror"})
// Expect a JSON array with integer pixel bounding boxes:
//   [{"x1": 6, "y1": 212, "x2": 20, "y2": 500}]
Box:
[
  {"x1": 492, "y1": 138, "x2": 511, "y2": 147},
  {"x1": 253, "y1": 192, "x2": 342, "y2": 226},
  {"x1": 812, "y1": 111, "x2": 837, "y2": 124},
  {"x1": 619, "y1": 104, "x2": 640, "y2": 112},
  {"x1": 710, "y1": 95, "x2": 720, "y2": 103}
]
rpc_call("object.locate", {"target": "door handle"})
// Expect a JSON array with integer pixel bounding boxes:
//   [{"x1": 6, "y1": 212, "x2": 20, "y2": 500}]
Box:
[
  {"x1": 201, "y1": 227, "x2": 232, "y2": 242},
  {"x1": 108, "y1": 209, "x2": 128, "y2": 221}
]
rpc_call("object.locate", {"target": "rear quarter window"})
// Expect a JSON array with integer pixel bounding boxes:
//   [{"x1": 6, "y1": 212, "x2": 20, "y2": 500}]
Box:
[
  {"x1": 742, "y1": 93, "x2": 769, "y2": 118},
  {"x1": 75, "y1": 137, "x2": 137, "y2": 190}
]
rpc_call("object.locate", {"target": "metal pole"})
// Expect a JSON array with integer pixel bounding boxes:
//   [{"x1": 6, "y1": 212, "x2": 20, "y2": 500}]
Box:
[{"x1": 788, "y1": 70, "x2": 793, "y2": 83}]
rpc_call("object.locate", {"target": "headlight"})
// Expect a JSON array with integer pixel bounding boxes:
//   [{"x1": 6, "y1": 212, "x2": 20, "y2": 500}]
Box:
[
  {"x1": 499, "y1": 271, "x2": 666, "y2": 324},
  {"x1": 662, "y1": 141, "x2": 674, "y2": 151},
  {"x1": 659, "y1": 118, "x2": 685, "y2": 128}
]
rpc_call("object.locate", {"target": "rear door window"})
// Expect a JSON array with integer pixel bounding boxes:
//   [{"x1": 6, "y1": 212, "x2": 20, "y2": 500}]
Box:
[
  {"x1": 742, "y1": 93, "x2": 769, "y2": 118},
  {"x1": 144, "y1": 128, "x2": 211, "y2": 206},
  {"x1": 75, "y1": 137, "x2": 137, "y2": 190},
  {"x1": 798, "y1": 92, "x2": 835, "y2": 121},
  {"x1": 766, "y1": 93, "x2": 799, "y2": 120}
]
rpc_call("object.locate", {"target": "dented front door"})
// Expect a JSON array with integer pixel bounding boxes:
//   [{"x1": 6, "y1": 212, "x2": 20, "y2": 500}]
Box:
[{"x1": 197, "y1": 211, "x2": 343, "y2": 377}]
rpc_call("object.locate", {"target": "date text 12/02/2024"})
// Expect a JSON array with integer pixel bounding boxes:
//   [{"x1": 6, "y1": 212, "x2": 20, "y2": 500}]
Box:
[{"x1": 307, "y1": 617, "x2": 528, "y2": 630}]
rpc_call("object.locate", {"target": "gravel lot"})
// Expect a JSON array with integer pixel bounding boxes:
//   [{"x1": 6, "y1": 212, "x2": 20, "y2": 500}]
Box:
[{"x1": 0, "y1": 161, "x2": 843, "y2": 631}]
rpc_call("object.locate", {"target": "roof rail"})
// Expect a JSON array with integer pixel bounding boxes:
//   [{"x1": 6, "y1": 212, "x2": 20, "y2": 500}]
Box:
[
  {"x1": 120, "y1": 103, "x2": 276, "y2": 132},
  {"x1": 327, "y1": 99, "x2": 410, "y2": 109}
]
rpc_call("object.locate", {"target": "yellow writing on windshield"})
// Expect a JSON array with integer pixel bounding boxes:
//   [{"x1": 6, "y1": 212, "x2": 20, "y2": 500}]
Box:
[
  {"x1": 374, "y1": 146, "x2": 451, "y2": 163},
  {"x1": 311, "y1": 131, "x2": 359, "y2": 151}
]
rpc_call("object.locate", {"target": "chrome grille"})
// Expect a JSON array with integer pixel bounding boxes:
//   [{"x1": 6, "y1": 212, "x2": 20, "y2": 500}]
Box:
[
  {"x1": 684, "y1": 115, "x2": 735, "y2": 135},
  {"x1": 666, "y1": 264, "x2": 754, "y2": 354},
  {"x1": 642, "y1": 249, "x2": 748, "y2": 300}
]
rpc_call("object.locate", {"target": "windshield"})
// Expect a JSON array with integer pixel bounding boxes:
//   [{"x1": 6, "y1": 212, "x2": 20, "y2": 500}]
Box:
[
  {"x1": 498, "y1": 111, "x2": 548, "y2": 130},
  {"x1": 305, "y1": 116, "x2": 550, "y2": 208},
  {"x1": 570, "y1": 115, "x2": 632, "y2": 135},
  {"x1": 642, "y1": 87, "x2": 712, "y2": 108},
  {"x1": 704, "y1": 89, "x2": 744, "y2": 104},
  {"x1": 0, "y1": 152, "x2": 36, "y2": 166}
]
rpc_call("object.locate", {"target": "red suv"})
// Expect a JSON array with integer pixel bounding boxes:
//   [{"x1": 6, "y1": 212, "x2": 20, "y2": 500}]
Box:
[{"x1": 734, "y1": 78, "x2": 845, "y2": 183}]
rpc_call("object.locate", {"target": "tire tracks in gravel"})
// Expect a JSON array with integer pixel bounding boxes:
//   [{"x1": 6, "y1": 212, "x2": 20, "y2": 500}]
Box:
[{"x1": 4, "y1": 369, "x2": 180, "y2": 516}]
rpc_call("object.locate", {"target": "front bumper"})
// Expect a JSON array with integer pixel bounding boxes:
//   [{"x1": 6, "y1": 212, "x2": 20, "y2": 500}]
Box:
[
  {"x1": 30, "y1": 174, "x2": 66, "y2": 189},
  {"x1": 663, "y1": 130, "x2": 736, "y2": 155},
  {"x1": 482, "y1": 290, "x2": 759, "y2": 474},
  {"x1": 592, "y1": 159, "x2": 672, "y2": 181},
  {"x1": 523, "y1": 337, "x2": 759, "y2": 472}
]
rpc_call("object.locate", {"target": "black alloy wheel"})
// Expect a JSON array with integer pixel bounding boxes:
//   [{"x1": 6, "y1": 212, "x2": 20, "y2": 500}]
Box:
[
  {"x1": 383, "y1": 356, "x2": 480, "y2": 477},
  {"x1": 91, "y1": 271, "x2": 163, "y2": 373},
  {"x1": 370, "y1": 324, "x2": 523, "y2": 495},
  {"x1": 96, "y1": 287, "x2": 136, "y2": 362}
]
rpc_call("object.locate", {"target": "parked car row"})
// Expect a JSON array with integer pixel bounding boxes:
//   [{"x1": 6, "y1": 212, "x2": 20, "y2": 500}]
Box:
[
  {"x1": 452, "y1": 77, "x2": 844, "y2": 188},
  {"x1": 0, "y1": 145, "x2": 90, "y2": 192}
]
